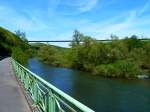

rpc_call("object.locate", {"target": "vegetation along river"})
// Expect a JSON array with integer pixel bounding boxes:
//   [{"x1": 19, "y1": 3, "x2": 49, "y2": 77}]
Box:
[{"x1": 27, "y1": 58, "x2": 150, "y2": 112}]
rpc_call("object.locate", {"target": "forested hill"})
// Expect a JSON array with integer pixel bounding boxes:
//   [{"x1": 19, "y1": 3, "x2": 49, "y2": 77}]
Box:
[{"x1": 0, "y1": 27, "x2": 33, "y2": 64}]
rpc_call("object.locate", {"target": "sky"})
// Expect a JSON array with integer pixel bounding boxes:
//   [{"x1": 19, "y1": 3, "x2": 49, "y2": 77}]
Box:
[{"x1": 0, "y1": 0, "x2": 150, "y2": 47}]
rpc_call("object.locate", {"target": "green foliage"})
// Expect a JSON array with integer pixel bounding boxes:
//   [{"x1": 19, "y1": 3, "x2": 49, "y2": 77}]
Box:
[
  {"x1": 93, "y1": 60, "x2": 140, "y2": 78},
  {"x1": 15, "y1": 30, "x2": 28, "y2": 43},
  {"x1": 0, "y1": 27, "x2": 34, "y2": 64},
  {"x1": 11, "y1": 47, "x2": 30, "y2": 65},
  {"x1": 36, "y1": 44, "x2": 69, "y2": 67},
  {"x1": 37, "y1": 45, "x2": 56, "y2": 64},
  {"x1": 124, "y1": 35, "x2": 143, "y2": 51},
  {"x1": 141, "y1": 41, "x2": 150, "y2": 71},
  {"x1": 114, "y1": 60, "x2": 140, "y2": 78},
  {"x1": 35, "y1": 30, "x2": 150, "y2": 78}
]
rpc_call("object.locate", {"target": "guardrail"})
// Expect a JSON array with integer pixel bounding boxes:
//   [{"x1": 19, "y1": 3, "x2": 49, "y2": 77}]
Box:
[{"x1": 11, "y1": 58, "x2": 94, "y2": 112}]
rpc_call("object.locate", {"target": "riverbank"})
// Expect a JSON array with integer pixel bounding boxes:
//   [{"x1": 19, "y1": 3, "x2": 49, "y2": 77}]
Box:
[{"x1": 36, "y1": 57, "x2": 150, "y2": 80}]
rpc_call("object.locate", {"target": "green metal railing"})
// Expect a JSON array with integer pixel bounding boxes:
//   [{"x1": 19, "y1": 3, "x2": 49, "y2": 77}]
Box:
[{"x1": 11, "y1": 58, "x2": 94, "y2": 112}]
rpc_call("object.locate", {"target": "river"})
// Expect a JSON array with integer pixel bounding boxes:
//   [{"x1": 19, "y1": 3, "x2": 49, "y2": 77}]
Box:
[{"x1": 27, "y1": 58, "x2": 150, "y2": 112}]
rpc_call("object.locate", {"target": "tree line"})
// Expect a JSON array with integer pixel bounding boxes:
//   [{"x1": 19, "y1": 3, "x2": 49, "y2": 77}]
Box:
[{"x1": 36, "y1": 30, "x2": 150, "y2": 78}]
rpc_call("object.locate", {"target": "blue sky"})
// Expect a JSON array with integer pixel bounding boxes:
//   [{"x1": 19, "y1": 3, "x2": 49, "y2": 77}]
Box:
[{"x1": 0, "y1": 0, "x2": 150, "y2": 47}]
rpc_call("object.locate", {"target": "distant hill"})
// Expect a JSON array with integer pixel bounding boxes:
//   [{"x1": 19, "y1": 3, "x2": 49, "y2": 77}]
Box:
[{"x1": 30, "y1": 42, "x2": 68, "y2": 50}]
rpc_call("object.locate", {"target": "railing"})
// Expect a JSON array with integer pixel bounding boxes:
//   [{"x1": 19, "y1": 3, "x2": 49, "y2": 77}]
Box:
[{"x1": 11, "y1": 58, "x2": 94, "y2": 112}]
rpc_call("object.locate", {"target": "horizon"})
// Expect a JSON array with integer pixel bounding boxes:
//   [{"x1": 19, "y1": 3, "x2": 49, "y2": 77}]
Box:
[{"x1": 0, "y1": 0, "x2": 150, "y2": 47}]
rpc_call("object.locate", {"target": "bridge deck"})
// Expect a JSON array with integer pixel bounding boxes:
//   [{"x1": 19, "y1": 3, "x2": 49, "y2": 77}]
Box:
[{"x1": 0, "y1": 58, "x2": 31, "y2": 112}]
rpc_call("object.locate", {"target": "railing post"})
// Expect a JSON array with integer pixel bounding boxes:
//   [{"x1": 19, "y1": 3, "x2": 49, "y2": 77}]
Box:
[
  {"x1": 18, "y1": 66, "x2": 22, "y2": 80},
  {"x1": 24, "y1": 72, "x2": 29, "y2": 91},
  {"x1": 48, "y1": 90, "x2": 56, "y2": 112},
  {"x1": 44, "y1": 93, "x2": 49, "y2": 112},
  {"x1": 33, "y1": 78, "x2": 38, "y2": 105}
]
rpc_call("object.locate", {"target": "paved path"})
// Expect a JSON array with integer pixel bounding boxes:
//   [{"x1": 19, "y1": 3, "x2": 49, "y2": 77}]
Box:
[{"x1": 0, "y1": 58, "x2": 31, "y2": 112}]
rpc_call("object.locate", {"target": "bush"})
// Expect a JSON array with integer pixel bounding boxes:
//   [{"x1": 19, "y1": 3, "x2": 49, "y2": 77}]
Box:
[
  {"x1": 93, "y1": 64, "x2": 108, "y2": 75},
  {"x1": 93, "y1": 64, "x2": 117, "y2": 77},
  {"x1": 11, "y1": 47, "x2": 29, "y2": 65},
  {"x1": 93, "y1": 60, "x2": 140, "y2": 78},
  {"x1": 83, "y1": 63, "x2": 95, "y2": 72},
  {"x1": 114, "y1": 60, "x2": 140, "y2": 78}
]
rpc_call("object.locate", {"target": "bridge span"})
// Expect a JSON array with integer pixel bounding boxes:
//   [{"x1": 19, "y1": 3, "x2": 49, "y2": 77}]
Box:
[{"x1": 28, "y1": 38, "x2": 150, "y2": 43}]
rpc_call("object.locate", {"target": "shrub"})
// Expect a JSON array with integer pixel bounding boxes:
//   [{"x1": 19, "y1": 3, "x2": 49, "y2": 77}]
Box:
[
  {"x1": 93, "y1": 60, "x2": 140, "y2": 78},
  {"x1": 114, "y1": 60, "x2": 140, "y2": 78},
  {"x1": 93, "y1": 64, "x2": 118, "y2": 77},
  {"x1": 93, "y1": 64, "x2": 108, "y2": 76},
  {"x1": 11, "y1": 47, "x2": 29, "y2": 65}
]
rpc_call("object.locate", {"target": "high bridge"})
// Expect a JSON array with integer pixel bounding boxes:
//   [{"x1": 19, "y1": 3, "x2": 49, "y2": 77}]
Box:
[
  {"x1": 28, "y1": 38, "x2": 150, "y2": 43},
  {"x1": 0, "y1": 58, "x2": 94, "y2": 112}
]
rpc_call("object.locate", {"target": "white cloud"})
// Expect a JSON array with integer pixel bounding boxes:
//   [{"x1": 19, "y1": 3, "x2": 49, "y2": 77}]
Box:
[
  {"x1": 53, "y1": 0, "x2": 97, "y2": 14},
  {"x1": 104, "y1": 11, "x2": 136, "y2": 33},
  {"x1": 77, "y1": 8, "x2": 150, "y2": 39},
  {"x1": 0, "y1": 5, "x2": 48, "y2": 32},
  {"x1": 78, "y1": 0, "x2": 97, "y2": 12},
  {"x1": 139, "y1": 0, "x2": 150, "y2": 15}
]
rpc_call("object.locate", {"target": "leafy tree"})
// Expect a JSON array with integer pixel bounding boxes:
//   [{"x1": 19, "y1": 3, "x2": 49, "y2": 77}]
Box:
[
  {"x1": 37, "y1": 45, "x2": 57, "y2": 65},
  {"x1": 124, "y1": 35, "x2": 143, "y2": 51},
  {"x1": 15, "y1": 30, "x2": 28, "y2": 42},
  {"x1": 70, "y1": 30, "x2": 82, "y2": 47}
]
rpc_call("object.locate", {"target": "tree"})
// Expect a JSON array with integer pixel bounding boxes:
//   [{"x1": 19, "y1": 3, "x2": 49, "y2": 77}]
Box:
[
  {"x1": 70, "y1": 30, "x2": 83, "y2": 47},
  {"x1": 15, "y1": 30, "x2": 28, "y2": 42},
  {"x1": 37, "y1": 45, "x2": 57, "y2": 65},
  {"x1": 124, "y1": 35, "x2": 143, "y2": 51}
]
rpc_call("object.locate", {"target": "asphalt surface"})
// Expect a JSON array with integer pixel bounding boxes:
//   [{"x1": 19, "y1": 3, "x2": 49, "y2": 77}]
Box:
[{"x1": 0, "y1": 58, "x2": 31, "y2": 112}]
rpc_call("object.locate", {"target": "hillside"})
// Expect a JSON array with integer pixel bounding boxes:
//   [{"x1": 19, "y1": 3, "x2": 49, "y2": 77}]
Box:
[
  {"x1": 0, "y1": 27, "x2": 28, "y2": 56},
  {"x1": 0, "y1": 27, "x2": 32, "y2": 64},
  {"x1": 30, "y1": 42, "x2": 68, "y2": 50}
]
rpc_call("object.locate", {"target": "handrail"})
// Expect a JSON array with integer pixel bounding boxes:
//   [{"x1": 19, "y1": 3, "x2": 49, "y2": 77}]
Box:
[{"x1": 11, "y1": 58, "x2": 94, "y2": 112}]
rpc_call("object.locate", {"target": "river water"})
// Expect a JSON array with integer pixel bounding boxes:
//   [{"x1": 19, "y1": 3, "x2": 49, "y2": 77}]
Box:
[{"x1": 27, "y1": 58, "x2": 150, "y2": 112}]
